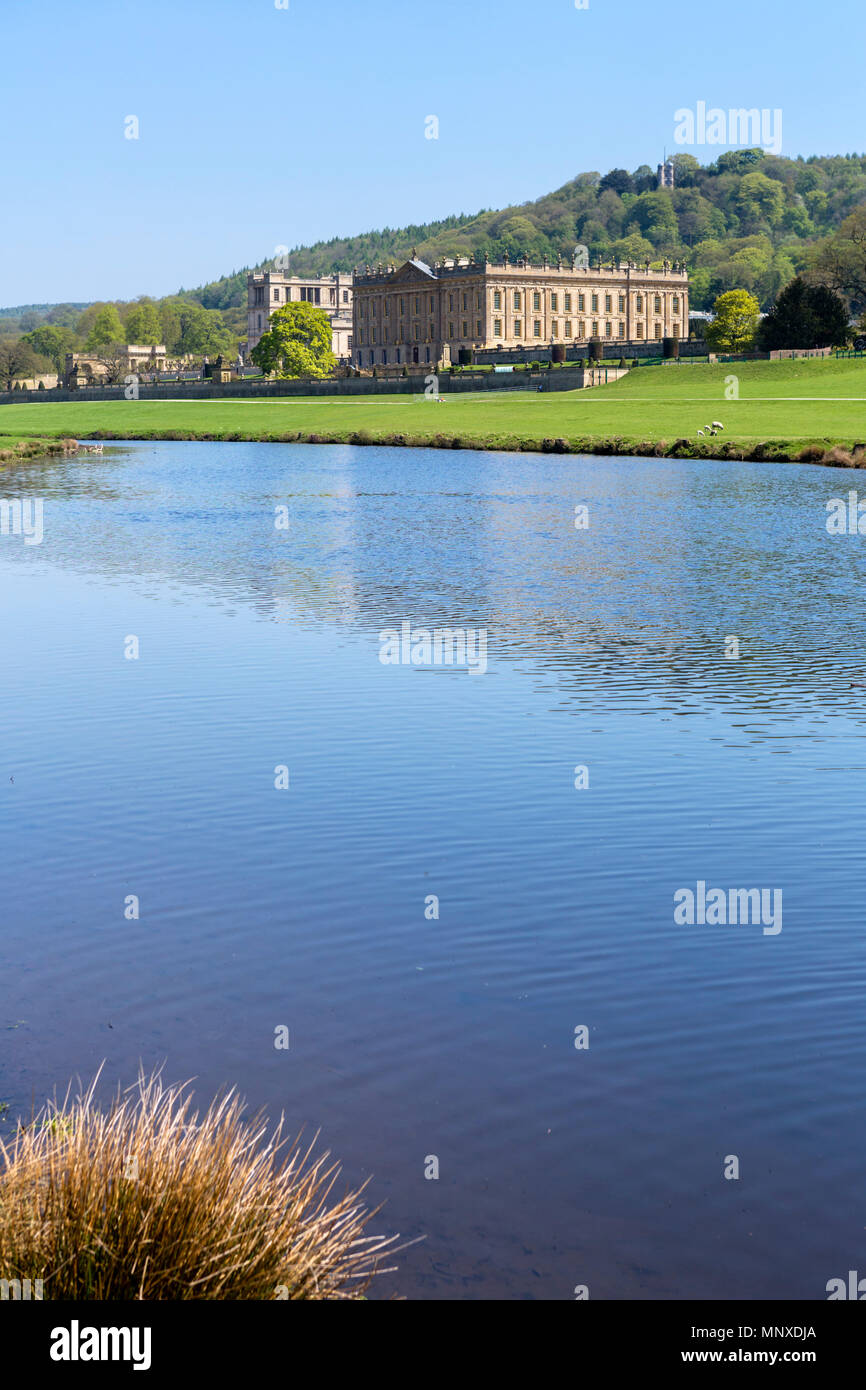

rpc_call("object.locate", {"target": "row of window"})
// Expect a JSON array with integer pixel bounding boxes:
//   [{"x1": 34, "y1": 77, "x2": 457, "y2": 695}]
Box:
[
  {"x1": 357, "y1": 324, "x2": 438, "y2": 345},
  {"x1": 492, "y1": 290, "x2": 681, "y2": 314},
  {"x1": 356, "y1": 348, "x2": 433, "y2": 366},
  {"x1": 353, "y1": 322, "x2": 687, "y2": 367},
  {"x1": 356, "y1": 320, "x2": 681, "y2": 346},
  {"x1": 360, "y1": 295, "x2": 436, "y2": 318},
  {"x1": 358, "y1": 290, "x2": 682, "y2": 320},
  {"x1": 253, "y1": 285, "x2": 350, "y2": 307},
  {"x1": 492, "y1": 319, "x2": 680, "y2": 340}
]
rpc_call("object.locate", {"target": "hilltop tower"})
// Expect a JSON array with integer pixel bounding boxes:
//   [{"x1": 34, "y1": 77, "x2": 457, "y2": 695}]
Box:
[{"x1": 658, "y1": 159, "x2": 675, "y2": 189}]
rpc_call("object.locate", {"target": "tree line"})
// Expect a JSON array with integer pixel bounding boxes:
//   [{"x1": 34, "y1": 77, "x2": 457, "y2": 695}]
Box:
[{"x1": 3, "y1": 150, "x2": 866, "y2": 384}]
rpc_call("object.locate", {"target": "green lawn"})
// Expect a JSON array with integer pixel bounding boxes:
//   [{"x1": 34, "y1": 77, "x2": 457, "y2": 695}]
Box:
[{"x1": 2, "y1": 357, "x2": 866, "y2": 463}]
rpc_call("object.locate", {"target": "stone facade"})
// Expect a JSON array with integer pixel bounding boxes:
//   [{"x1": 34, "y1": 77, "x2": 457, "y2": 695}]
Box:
[
  {"x1": 352, "y1": 254, "x2": 689, "y2": 367},
  {"x1": 247, "y1": 270, "x2": 353, "y2": 360},
  {"x1": 63, "y1": 345, "x2": 168, "y2": 386}
]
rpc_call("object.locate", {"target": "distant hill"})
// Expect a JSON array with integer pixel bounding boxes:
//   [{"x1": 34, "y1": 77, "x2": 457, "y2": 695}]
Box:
[
  {"x1": 185, "y1": 149, "x2": 866, "y2": 315},
  {"x1": 0, "y1": 302, "x2": 91, "y2": 335},
  {"x1": 6, "y1": 150, "x2": 865, "y2": 357},
  {"x1": 0, "y1": 302, "x2": 90, "y2": 318}
]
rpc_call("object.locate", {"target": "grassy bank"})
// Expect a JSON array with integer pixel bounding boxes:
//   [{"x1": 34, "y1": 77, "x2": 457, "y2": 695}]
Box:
[
  {"x1": 0, "y1": 435, "x2": 79, "y2": 465},
  {"x1": 1, "y1": 357, "x2": 865, "y2": 465}
]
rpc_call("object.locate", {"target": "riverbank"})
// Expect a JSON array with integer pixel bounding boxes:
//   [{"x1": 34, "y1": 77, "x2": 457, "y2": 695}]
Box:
[
  {"x1": 0, "y1": 435, "x2": 79, "y2": 465},
  {"x1": 2, "y1": 357, "x2": 865, "y2": 465}
]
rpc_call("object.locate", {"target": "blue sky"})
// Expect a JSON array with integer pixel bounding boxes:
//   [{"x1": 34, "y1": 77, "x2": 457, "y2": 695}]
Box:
[{"x1": 1, "y1": 0, "x2": 861, "y2": 307}]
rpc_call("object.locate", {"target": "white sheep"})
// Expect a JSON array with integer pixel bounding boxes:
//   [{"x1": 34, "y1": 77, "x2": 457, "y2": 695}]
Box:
[{"x1": 712, "y1": 421, "x2": 724, "y2": 430}]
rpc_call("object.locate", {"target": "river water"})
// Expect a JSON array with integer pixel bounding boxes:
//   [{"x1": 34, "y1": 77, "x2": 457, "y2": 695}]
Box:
[{"x1": 1, "y1": 439, "x2": 865, "y2": 1299}]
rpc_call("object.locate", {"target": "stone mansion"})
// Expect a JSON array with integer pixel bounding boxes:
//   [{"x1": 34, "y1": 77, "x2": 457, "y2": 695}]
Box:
[
  {"x1": 247, "y1": 269, "x2": 353, "y2": 358},
  {"x1": 351, "y1": 253, "x2": 689, "y2": 367}
]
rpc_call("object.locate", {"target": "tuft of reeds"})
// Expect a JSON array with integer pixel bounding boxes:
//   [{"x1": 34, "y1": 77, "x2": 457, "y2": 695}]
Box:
[{"x1": 0, "y1": 1068, "x2": 398, "y2": 1300}]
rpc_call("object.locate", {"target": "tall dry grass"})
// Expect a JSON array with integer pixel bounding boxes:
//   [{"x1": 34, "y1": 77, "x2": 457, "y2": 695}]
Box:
[{"x1": 0, "y1": 1068, "x2": 398, "y2": 1299}]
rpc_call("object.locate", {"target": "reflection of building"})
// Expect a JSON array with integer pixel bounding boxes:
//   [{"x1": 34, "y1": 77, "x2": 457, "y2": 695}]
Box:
[
  {"x1": 64, "y1": 346, "x2": 167, "y2": 386},
  {"x1": 352, "y1": 255, "x2": 689, "y2": 367},
  {"x1": 247, "y1": 271, "x2": 353, "y2": 360}
]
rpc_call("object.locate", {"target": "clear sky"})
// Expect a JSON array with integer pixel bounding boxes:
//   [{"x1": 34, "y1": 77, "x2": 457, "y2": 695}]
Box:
[{"x1": 1, "y1": 0, "x2": 861, "y2": 307}]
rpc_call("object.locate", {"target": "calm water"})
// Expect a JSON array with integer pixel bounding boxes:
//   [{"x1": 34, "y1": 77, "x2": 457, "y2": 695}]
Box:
[{"x1": 2, "y1": 439, "x2": 866, "y2": 1300}]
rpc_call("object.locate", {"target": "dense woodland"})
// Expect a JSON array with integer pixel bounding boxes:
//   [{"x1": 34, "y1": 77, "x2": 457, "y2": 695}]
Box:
[{"x1": 3, "y1": 150, "x2": 866, "y2": 380}]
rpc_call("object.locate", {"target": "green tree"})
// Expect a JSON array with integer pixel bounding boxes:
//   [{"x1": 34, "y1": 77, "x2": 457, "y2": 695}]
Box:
[
  {"x1": 705, "y1": 289, "x2": 761, "y2": 352},
  {"x1": 125, "y1": 301, "x2": 163, "y2": 345},
  {"x1": 158, "y1": 299, "x2": 183, "y2": 354},
  {"x1": 251, "y1": 302, "x2": 335, "y2": 378},
  {"x1": 758, "y1": 277, "x2": 849, "y2": 350},
  {"x1": 85, "y1": 304, "x2": 124, "y2": 350},
  {"x1": 686, "y1": 266, "x2": 718, "y2": 311},
  {"x1": 736, "y1": 171, "x2": 785, "y2": 228},
  {"x1": 631, "y1": 191, "x2": 679, "y2": 243},
  {"x1": 611, "y1": 232, "x2": 656, "y2": 263},
  {"x1": 598, "y1": 168, "x2": 634, "y2": 195},
  {"x1": 176, "y1": 303, "x2": 232, "y2": 356},
  {"x1": 0, "y1": 339, "x2": 40, "y2": 389},
  {"x1": 809, "y1": 206, "x2": 866, "y2": 311},
  {"x1": 46, "y1": 303, "x2": 86, "y2": 329},
  {"x1": 715, "y1": 149, "x2": 764, "y2": 174},
  {"x1": 670, "y1": 153, "x2": 701, "y2": 186},
  {"x1": 21, "y1": 324, "x2": 75, "y2": 372}
]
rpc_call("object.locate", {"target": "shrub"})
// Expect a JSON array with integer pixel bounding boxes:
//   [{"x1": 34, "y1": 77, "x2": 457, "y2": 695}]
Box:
[
  {"x1": 821, "y1": 445, "x2": 856, "y2": 467},
  {"x1": 0, "y1": 1070, "x2": 397, "y2": 1300}
]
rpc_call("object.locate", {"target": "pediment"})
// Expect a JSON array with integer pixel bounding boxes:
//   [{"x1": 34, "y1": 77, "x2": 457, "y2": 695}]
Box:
[{"x1": 389, "y1": 259, "x2": 437, "y2": 284}]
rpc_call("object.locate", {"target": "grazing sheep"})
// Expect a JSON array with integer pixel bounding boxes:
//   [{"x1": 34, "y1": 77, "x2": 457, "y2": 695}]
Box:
[
  {"x1": 697, "y1": 429, "x2": 705, "y2": 437},
  {"x1": 712, "y1": 421, "x2": 724, "y2": 430}
]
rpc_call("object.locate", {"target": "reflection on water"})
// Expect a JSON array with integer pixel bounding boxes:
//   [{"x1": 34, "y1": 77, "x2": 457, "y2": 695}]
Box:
[{"x1": 1, "y1": 440, "x2": 865, "y2": 1299}]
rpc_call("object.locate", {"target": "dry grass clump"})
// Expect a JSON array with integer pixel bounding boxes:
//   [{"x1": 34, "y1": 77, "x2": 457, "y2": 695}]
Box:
[
  {"x1": 0, "y1": 1069, "x2": 397, "y2": 1300},
  {"x1": 821, "y1": 445, "x2": 857, "y2": 467}
]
